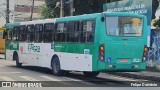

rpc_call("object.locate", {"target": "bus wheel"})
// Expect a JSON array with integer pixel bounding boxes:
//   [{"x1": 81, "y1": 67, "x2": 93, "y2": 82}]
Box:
[
  {"x1": 15, "y1": 55, "x2": 22, "y2": 68},
  {"x1": 51, "y1": 57, "x2": 64, "y2": 76},
  {"x1": 83, "y1": 71, "x2": 100, "y2": 77}
]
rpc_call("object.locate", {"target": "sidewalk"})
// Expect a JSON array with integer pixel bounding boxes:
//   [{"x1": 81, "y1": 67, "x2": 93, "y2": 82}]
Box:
[
  {"x1": 108, "y1": 68, "x2": 160, "y2": 82},
  {"x1": 124, "y1": 71, "x2": 160, "y2": 78}
]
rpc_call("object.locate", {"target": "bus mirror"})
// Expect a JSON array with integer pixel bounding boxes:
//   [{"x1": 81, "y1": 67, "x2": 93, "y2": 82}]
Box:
[
  {"x1": 2, "y1": 31, "x2": 5, "y2": 39},
  {"x1": 101, "y1": 17, "x2": 105, "y2": 22},
  {"x1": 3, "y1": 31, "x2": 7, "y2": 39}
]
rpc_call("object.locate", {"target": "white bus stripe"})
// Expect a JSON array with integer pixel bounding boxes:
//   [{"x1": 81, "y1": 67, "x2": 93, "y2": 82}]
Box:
[
  {"x1": 0, "y1": 76, "x2": 15, "y2": 81},
  {"x1": 0, "y1": 72, "x2": 21, "y2": 74},
  {"x1": 40, "y1": 76, "x2": 72, "y2": 85},
  {"x1": 63, "y1": 77, "x2": 94, "y2": 85},
  {"x1": 19, "y1": 76, "x2": 39, "y2": 81},
  {"x1": 62, "y1": 77, "x2": 82, "y2": 81},
  {"x1": 0, "y1": 65, "x2": 4, "y2": 67}
]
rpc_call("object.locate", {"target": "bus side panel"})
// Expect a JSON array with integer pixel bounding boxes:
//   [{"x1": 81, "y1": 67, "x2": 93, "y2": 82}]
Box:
[
  {"x1": 97, "y1": 16, "x2": 107, "y2": 71},
  {"x1": 19, "y1": 43, "x2": 27, "y2": 64},
  {"x1": 92, "y1": 16, "x2": 102, "y2": 71},
  {"x1": 0, "y1": 38, "x2": 5, "y2": 53},
  {"x1": 6, "y1": 50, "x2": 13, "y2": 61},
  {"x1": 19, "y1": 43, "x2": 53, "y2": 68},
  {"x1": 54, "y1": 43, "x2": 93, "y2": 71},
  {"x1": 57, "y1": 52, "x2": 92, "y2": 71}
]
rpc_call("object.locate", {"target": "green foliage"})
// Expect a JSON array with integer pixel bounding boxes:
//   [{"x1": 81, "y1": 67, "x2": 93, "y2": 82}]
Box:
[
  {"x1": 74, "y1": 0, "x2": 107, "y2": 15},
  {"x1": 152, "y1": 0, "x2": 160, "y2": 19},
  {"x1": 153, "y1": 18, "x2": 160, "y2": 28},
  {"x1": 41, "y1": 0, "x2": 159, "y2": 20},
  {"x1": 41, "y1": 0, "x2": 60, "y2": 18},
  {"x1": 40, "y1": 5, "x2": 53, "y2": 19}
]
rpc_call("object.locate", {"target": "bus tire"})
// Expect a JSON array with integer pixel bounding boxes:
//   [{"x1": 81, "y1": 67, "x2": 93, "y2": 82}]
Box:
[
  {"x1": 15, "y1": 55, "x2": 22, "y2": 68},
  {"x1": 83, "y1": 71, "x2": 100, "y2": 77},
  {"x1": 51, "y1": 57, "x2": 64, "y2": 76}
]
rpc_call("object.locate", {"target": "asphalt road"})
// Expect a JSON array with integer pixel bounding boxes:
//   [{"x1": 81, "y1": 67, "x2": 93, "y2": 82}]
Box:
[{"x1": 0, "y1": 54, "x2": 156, "y2": 87}]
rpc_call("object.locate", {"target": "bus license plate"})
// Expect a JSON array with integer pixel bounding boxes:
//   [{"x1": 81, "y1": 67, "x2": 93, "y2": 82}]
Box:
[{"x1": 120, "y1": 59, "x2": 128, "y2": 63}]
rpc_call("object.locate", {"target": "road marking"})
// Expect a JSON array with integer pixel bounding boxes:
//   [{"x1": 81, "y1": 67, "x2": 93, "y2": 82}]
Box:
[
  {"x1": 63, "y1": 77, "x2": 94, "y2": 86},
  {"x1": 40, "y1": 76, "x2": 61, "y2": 81},
  {"x1": 40, "y1": 76, "x2": 72, "y2": 85},
  {"x1": 0, "y1": 76, "x2": 15, "y2": 81},
  {"x1": 19, "y1": 76, "x2": 39, "y2": 81},
  {"x1": 0, "y1": 72, "x2": 21, "y2": 74},
  {"x1": 62, "y1": 77, "x2": 82, "y2": 81},
  {"x1": 0, "y1": 65, "x2": 4, "y2": 67}
]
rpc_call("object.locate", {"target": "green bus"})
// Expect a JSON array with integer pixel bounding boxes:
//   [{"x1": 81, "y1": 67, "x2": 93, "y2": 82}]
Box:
[{"x1": 5, "y1": 12, "x2": 147, "y2": 77}]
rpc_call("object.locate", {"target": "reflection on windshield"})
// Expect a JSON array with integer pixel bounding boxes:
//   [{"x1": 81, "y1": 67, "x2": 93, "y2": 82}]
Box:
[
  {"x1": 0, "y1": 32, "x2": 3, "y2": 38},
  {"x1": 106, "y1": 17, "x2": 143, "y2": 36}
]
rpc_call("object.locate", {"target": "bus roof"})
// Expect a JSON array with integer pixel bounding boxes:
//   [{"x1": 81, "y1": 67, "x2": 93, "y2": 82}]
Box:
[
  {"x1": 20, "y1": 19, "x2": 56, "y2": 25},
  {"x1": 5, "y1": 12, "x2": 146, "y2": 27},
  {"x1": 6, "y1": 22, "x2": 20, "y2": 29}
]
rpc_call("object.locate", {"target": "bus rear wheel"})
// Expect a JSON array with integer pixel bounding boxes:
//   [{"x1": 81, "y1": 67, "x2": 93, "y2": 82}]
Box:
[
  {"x1": 51, "y1": 57, "x2": 64, "y2": 76},
  {"x1": 15, "y1": 55, "x2": 22, "y2": 68},
  {"x1": 83, "y1": 71, "x2": 100, "y2": 77}
]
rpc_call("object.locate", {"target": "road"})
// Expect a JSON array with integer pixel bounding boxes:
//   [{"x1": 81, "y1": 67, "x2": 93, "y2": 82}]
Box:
[
  {"x1": 0, "y1": 54, "x2": 156, "y2": 87},
  {"x1": 0, "y1": 54, "x2": 4, "y2": 59}
]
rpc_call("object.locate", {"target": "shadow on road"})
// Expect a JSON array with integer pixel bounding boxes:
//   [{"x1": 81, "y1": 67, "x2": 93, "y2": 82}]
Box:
[{"x1": 8, "y1": 65, "x2": 128, "y2": 86}]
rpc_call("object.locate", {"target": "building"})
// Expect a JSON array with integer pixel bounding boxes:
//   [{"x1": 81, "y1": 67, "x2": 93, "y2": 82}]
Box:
[
  {"x1": 14, "y1": 0, "x2": 45, "y2": 22},
  {"x1": 0, "y1": 0, "x2": 45, "y2": 27}
]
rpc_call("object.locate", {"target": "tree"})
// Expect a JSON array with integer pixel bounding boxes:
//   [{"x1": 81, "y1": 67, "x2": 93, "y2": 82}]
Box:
[
  {"x1": 40, "y1": 5, "x2": 53, "y2": 19},
  {"x1": 73, "y1": 0, "x2": 121, "y2": 15},
  {"x1": 152, "y1": 0, "x2": 159, "y2": 19},
  {"x1": 152, "y1": 0, "x2": 160, "y2": 28},
  {"x1": 41, "y1": 0, "x2": 159, "y2": 20},
  {"x1": 41, "y1": 0, "x2": 70, "y2": 18},
  {"x1": 153, "y1": 17, "x2": 160, "y2": 28}
]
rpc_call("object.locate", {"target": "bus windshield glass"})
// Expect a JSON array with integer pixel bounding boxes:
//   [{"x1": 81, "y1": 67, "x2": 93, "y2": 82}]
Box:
[
  {"x1": 0, "y1": 31, "x2": 3, "y2": 38},
  {"x1": 106, "y1": 16, "x2": 143, "y2": 36}
]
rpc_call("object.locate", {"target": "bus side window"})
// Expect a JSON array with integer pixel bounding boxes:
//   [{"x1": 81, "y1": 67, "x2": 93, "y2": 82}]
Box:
[
  {"x1": 7, "y1": 29, "x2": 12, "y2": 40},
  {"x1": 55, "y1": 22, "x2": 67, "y2": 42},
  {"x1": 81, "y1": 20, "x2": 95, "y2": 43},
  {"x1": 3, "y1": 30, "x2": 7, "y2": 39},
  {"x1": 34, "y1": 24, "x2": 43, "y2": 42},
  {"x1": 26, "y1": 25, "x2": 34, "y2": 42},
  {"x1": 67, "y1": 21, "x2": 80, "y2": 43},
  {"x1": 43, "y1": 23, "x2": 54, "y2": 42},
  {"x1": 13, "y1": 26, "x2": 20, "y2": 41},
  {"x1": 19, "y1": 25, "x2": 27, "y2": 41},
  {"x1": 39, "y1": 24, "x2": 43, "y2": 42}
]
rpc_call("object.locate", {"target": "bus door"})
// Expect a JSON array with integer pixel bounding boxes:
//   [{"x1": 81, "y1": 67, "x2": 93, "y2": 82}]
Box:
[
  {"x1": 104, "y1": 16, "x2": 146, "y2": 65},
  {"x1": 0, "y1": 29, "x2": 5, "y2": 53},
  {"x1": 5, "y1": 29, "x2": 13, "y2": 51}
]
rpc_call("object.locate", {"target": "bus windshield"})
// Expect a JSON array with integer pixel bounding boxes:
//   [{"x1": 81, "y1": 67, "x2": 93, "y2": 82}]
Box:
[
  {"x1": 0, "y1": 32, "x2": 3, "y2": 38},
  {"x1": 106, "y1": 16, "x2": 143, "y2": 36}
]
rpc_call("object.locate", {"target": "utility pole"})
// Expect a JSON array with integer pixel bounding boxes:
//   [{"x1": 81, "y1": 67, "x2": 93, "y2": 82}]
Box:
[
  {"x1": 70, "y1": 0, "x2": 73, "y2": 16},
  {"x1": 60, "y1": 0, "x2": 64, "y2": 17},
  {"x1": 30, "y1": 0, "x2": 35, "y2": 21},
  {"x1": 6, "y1": 0, "x2": 10, "y2": 23}
]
